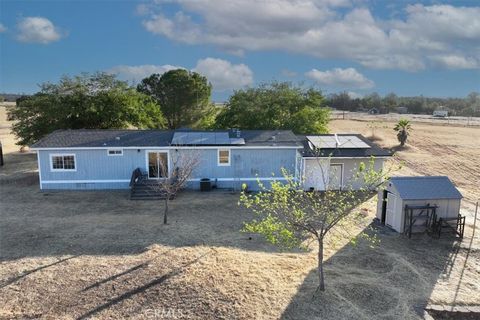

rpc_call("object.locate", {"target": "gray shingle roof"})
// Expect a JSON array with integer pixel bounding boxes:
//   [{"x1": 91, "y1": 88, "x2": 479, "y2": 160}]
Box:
[
  {"x1": 30, "y1": 129, "x2": 302, "y2": 148},
  {"x1": 390, "y1": 176, "x2": 462, "y2": 200},
  {"x1": 30, "y1": 129, "x2": 175, "y2": 148}
]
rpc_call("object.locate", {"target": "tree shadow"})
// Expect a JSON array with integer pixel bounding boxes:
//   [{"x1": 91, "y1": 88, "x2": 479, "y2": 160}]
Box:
[
  {"x1": 281, "y1": 222, "x2": 465, "y2": 319},
  {"x1": 76, "y1": 251, "x2": 209, "y2": 320},
  {"x1": 390, "y1": 144, "x2": 411, "y2": 153},
  {"x1": 0, "y1": 255, "x2": 80, "y2": 289}
]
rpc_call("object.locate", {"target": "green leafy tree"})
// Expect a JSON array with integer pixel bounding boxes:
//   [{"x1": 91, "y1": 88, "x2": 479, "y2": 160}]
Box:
[
  {"x1": 393, "y1": 119, "x2": 412, "y2": 146},
  {"x1": 137, "y1": 69, "x2": 212, "y2": 129},
  {"x1": 240, "y1": 158, "x2": 393, "y2": 291},
  {"x1": 215, "y1": 82, "x2": 329, "y2": 134},
  {"x1": 8, "y1": 73, "x2": 165, "y2": 146}
]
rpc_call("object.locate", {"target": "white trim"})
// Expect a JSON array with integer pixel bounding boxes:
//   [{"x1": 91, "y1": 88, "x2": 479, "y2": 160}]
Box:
[
  {"x1": 217, "y1": 148, "x2": 231, "y2": 166},
  {"x1": 107, "y1": 149, "x2": 123, "y2": 156},
  {"x1": 37, "y1": 151, "x2": 43, "y2": 190},
  {"x1": 187, "y1": 177, "x2": 288, "y2": 182},
  {"x1": 302, "y1": 156, "x2": 390, "y2": 159},
  {"x1": 42, "y1": 179, "x2": 130, "y2": 184},
  {"x1": 31, "y1": 145, "x2": 302, "y2": 151},
  {"x1": 145, "y1": 149, "x2": 170, "y2": 179},
  {"x1": 50, "y1": 153, "x2": 77, "y2": 172}
]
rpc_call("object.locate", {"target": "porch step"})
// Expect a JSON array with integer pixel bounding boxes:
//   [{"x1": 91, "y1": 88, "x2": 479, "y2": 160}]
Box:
[{"x1": 129, "y1": 169, "x2": 176, "y2": 200}]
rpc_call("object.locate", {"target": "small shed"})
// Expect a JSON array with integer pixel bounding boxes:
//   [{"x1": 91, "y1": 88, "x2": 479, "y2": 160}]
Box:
[{"x1": 376, "y1": 176, "x2": 462, "y2": 233}]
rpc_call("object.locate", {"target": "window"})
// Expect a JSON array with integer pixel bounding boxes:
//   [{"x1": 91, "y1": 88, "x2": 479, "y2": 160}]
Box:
[
  {"x1": 51, "y1": 154, "x2": 76, "y2": 171},
  {"x1": 107, "y1": 149, "x2": 123, "y2": 156},
  {"x1": 218, "y1": 149, "x2": 230, "y2": 166}
]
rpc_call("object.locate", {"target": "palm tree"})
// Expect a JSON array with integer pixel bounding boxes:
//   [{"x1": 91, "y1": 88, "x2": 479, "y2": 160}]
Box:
[{"x1": 394, "y1": 119, "x2": 412, "y2": 146}]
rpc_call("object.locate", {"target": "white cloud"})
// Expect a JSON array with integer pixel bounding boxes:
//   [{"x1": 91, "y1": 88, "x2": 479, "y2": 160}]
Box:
[
  {"x1": 108, "y1": 64, "x2": 182, "y2": 82},
  {"x1": 16, "y1": 17, "x2": 62, "y2": 44},
  {"x1": 140, "y1": 2, "x2": 480, "y2": 71},
  {"x1": 193, "y1": 58, "x2": 253, "y2": 91},
  {"x1": 109, "y1": 58, "x2": 253, "y2": 91},
  {"x1": 0, "y1": 23, "x2": 6, "y2": 33},
  {"x1": 429, "y1": 54, "x2": 480, "y2": 70},
  {"x1": 306, "y1": 67, "x2": 374, "y2": 89}
]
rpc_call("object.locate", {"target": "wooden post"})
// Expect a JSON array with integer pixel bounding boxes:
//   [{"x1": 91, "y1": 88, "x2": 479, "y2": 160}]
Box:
[
  {"x1": 473, "y1": 201, "x2": 478, "y2": 237},
  {"x1": 0, "y1": 141, "x2": 4, "y2": 166}
]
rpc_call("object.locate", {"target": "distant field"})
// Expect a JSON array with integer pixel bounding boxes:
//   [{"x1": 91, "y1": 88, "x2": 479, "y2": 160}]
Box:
[
  {"x1": 330, "y1": 118, "x2": 480, "y2": 210},
  {"x1": 332, "y1": 111, "x2": 480, "y2": 127}
]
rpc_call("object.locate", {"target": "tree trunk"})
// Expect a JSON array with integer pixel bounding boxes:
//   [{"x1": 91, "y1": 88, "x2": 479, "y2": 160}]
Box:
[
  {"x1": 318, "y1": 237, "x2": 325, "y2": 291},
  {"x1": 163, "y1": 198, "x2": 168, "y2": 224}
]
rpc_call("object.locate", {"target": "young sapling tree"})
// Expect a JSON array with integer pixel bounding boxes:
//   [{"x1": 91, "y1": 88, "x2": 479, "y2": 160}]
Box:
[
  {"x1": 240, "y1": 157, "x2": 394, "y2": 291},
  {"x1": 148, "y1": 149, "x2": 200, "y2": 224}
]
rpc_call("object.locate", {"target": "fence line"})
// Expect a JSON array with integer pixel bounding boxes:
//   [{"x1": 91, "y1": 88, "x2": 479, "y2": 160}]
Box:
[{"x1": 330, "y1": 111, "x2": 480, "y2": 127}]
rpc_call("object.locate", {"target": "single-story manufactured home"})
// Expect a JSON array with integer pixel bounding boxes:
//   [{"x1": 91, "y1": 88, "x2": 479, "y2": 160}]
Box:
[
  {"x1": 30, "y1": 129, "x2": 391, "y2": 191},
  {"x1": 376, "y1": 176, "x2": 463, "y2": 234}
]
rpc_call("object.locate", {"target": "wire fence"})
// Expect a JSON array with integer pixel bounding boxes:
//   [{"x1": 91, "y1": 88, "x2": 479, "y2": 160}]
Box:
[{"x1": 331, "y1": 111, "x2": 480, "y2": 127}]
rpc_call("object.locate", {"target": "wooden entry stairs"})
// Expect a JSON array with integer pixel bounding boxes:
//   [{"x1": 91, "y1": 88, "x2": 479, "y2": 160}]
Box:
[{"x1": 130, "y1": 168, "x2": 169, "y2": 200}]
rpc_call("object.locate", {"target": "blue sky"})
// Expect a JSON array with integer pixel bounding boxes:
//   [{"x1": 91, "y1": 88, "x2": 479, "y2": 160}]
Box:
[{"x1": 0, "y1": 0, "x2": 479, "y2": 101}]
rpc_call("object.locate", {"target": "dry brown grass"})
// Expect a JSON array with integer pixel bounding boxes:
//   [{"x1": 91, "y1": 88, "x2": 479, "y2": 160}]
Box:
[{"x1": 0, "y1": 110, "x2": 479, "y2": 319}]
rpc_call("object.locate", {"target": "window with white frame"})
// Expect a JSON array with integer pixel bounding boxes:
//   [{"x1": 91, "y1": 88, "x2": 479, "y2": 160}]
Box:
[
  {"x1": 51, "y1": 154, "x2": 76, "y2": 171},
  {"x1": 218, "y1": 149, "x2": 230, "y2": 166},
  {"x1": 107, "y1": 149, "x2": 123, "y2": 156}
]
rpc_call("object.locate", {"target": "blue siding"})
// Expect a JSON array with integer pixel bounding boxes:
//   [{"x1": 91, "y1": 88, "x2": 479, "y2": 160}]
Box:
[
  {"x1": 38, "y1": 148, "x2": 300, "y2": 190},
  {"x1": 182, "y1": 148, "x2": 297, "y2": 179}
]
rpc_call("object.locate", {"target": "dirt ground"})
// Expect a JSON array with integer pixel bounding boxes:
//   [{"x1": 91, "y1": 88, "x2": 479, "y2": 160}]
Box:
[{"x1": 0, "y1": 107, "x2": 479, "y2": 319}]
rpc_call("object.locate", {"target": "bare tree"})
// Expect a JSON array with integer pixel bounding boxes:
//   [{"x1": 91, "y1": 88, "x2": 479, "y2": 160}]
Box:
[{"x1": 149, "y1": 149, "x2": 200, "y2": 224}]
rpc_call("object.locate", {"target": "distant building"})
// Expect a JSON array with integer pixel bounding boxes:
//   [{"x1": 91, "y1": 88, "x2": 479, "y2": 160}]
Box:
[
  {"x1": 433, "y1": 110, "x2": 448, "y2": 117},
  {"x1": 396, "y1": 107, "x2": 408, "y2": 114}
]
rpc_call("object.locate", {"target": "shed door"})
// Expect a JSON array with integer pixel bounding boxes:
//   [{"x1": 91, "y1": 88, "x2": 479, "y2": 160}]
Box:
[
  {"x1": 328, "y1": 164, "x2": 343, "y2": 190},
  {"x1": 385, "y1": 192, "x2": 396, "y2": 227}
]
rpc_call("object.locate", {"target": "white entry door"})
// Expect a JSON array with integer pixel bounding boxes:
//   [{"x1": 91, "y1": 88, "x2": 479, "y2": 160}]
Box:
[
  {"x1": 328, "y1": 164, "x2": 343, "y2": 190},
  {"x1": 385, "y1": 192, "x2": 396, "y2": 227}
]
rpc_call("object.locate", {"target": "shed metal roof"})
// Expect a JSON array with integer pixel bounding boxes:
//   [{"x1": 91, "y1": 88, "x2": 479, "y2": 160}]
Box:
[{"x1": 389, "y1": 176, "x2": 463, "y2": 200}]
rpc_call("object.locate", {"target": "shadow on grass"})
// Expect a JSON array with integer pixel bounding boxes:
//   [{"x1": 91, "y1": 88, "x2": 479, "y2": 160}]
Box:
[
  {"x1": 76, "y1": 251, "x2": 210, "y2": 320},
  {"x1": 281, "y1": 222, "x2": 463, "y2": 319},
  {"x1": 0, "y1": 255, "x2": 80, "y2": 289}
]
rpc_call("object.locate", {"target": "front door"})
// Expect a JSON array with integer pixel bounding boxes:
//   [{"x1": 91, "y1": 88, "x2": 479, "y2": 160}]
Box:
[
  {"x1": 148, "y1": 151, "x2": 169, "y2": 179},
  {"x1": 328, "y1": 164, "x2": 343, "y2": 190}
]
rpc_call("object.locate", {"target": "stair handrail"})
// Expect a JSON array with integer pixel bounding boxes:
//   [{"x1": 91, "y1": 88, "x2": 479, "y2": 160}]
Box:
[{"x1": 129, "y1": 168, "x2": 143, "y2": 187}]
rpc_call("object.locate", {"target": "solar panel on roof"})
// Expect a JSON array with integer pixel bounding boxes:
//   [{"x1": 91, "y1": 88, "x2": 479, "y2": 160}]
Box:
[
  {"x1": 306, "y1": 135, "x2": 370, "y2": 149},
  {"x1": 171, "y1": 132, "x2": 231, "y2": 145}
]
